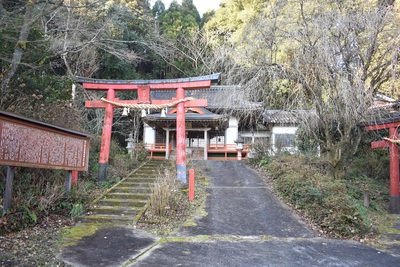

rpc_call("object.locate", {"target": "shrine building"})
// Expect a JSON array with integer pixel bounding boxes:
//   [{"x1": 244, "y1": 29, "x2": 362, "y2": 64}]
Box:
[{"x1": 142, "y1": 85, "x2": 267, "y2": 160}]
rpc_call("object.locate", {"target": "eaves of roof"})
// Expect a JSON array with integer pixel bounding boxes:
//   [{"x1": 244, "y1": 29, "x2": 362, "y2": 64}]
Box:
[
  {"x1": 363, "y1": 110, "x2": 400, "y2": 126},
  {"x1": 145, "y1": 114, "x2": 227, "y2": 122}
]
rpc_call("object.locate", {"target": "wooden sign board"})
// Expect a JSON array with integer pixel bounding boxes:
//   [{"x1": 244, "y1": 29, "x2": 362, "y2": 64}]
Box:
[{"x1": 0, "y1": 111, "x2": 90, "y2": 171}]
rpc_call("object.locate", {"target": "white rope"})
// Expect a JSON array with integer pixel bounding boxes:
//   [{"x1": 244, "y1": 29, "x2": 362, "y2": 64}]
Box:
[
  {"x1": 383, "y1": 137, "x2": 400, "y2": 144},
  {"x1": 100, "y1": 97, "x2": 195, "y2": 109}
]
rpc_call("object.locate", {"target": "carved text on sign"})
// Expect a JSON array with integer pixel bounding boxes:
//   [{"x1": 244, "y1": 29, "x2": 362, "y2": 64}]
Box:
[{"x1": 0, "y1": 120, "x2": 89, "y2": 171}]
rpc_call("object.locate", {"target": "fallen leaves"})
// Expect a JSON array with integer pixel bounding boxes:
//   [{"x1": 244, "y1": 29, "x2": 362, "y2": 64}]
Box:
[{"x1": 0, "y1": 214, "x2": 73, "y2": 266}]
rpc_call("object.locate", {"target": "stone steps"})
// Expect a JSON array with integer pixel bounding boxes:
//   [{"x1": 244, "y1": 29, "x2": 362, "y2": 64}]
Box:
[
  {"x1": 105, "y1": 192, "x2": 152, "y2": 200},
  {"x1": 121, "y1": 177, "x2": 157, "y2": 183},
  {"x1": 80, "y1": 214, "x2": 133, "y2": 224},
  {"x1": 77, "y1": 160, "x2": 165, "y2": 225},
  {"x1": 110, "y1": 187, "x2": 152, "y2": 194},
  {"x1": 88, "y1": 205, "x2": 142, "y2": 215}
]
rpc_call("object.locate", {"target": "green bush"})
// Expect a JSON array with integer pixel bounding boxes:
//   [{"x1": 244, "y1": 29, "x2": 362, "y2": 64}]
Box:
[
  {"x1": 70, "y1": 204, "x2": 85, "y2": 220},
  {"x1": 267, "y1": 154, "x2": 380, "y2": 238}
]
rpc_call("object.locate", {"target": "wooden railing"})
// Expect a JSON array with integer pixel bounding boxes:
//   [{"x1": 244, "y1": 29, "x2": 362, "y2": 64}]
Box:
[
  {"x1": 144, "y1": 143, "x2": 250, "y2": 160},
  {"x1": 207, "y1": 144, "x2": 249, "y2": 160},
  {"x1": 144, "y1": 143, "x2": 172, "y2": 159},
  {"x1": 208, "y1": 144, "x2": 236, "y2": 151}
]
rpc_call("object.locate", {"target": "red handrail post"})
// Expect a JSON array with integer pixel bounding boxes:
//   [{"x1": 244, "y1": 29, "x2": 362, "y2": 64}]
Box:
[{"x1": 189, "y1": 169, "x2": 195, "y2": 201}]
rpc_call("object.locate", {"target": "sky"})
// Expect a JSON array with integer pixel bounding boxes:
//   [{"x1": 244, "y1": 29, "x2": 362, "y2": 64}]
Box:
[{"x1": 149, "y1": 0, "x2": 222, "y2": 16}]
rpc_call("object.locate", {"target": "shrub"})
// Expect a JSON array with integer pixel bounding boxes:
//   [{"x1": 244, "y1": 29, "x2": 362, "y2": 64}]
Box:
[
  {"x1": 0, "y1": 166, "x2": 115, "y2": 233},
  {"x1": 248, "y1": 139, "x2": 272, "y2": 163},
  {"x1": 267, "y1": 155, "x2": 378, "y2": 238},
  {"x1": 0, "y1": 205, "x2": 38, "y2": 232},
  {"x1": 70, "y1": 204, "x2": 85, "y2": 220}
]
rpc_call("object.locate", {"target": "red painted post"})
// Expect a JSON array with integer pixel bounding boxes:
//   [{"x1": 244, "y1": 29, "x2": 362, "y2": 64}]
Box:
[
  {"x1": 189, "y1": 169, "x2": 195, "y2": 201},
  {"x1": 389, "y1": 127, "x2": 400, "y2": 213},
  {"x1": 98, "y1": 88, "x2": 115, "y2": 182},
  {"x1": 71, "y1": 171, "x2": 78, "y2": 186},
  {"x1": 176, "y1": 87, "x2": 187, "y2": 184}
]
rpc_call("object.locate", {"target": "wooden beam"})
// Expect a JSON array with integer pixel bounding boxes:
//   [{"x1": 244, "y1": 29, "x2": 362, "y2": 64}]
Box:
[
  {"x1": 85, "y1": 99, "x2": 207, "y2": 109},
  {"x1": 4, "y1": 166, "x2": 14, "y2": 211},
  {"x1": 85, "y1": 100, "x2": 108, "y2": 108},
  {"x1": 371, "y1": 140, "x2": 390, "y2": 149},
  {"x1": 66, "y1": 170, "x2": 72, "y2": 193},
  {"x1": 82, "y1": 80, "x2": 212, "y2": 91},
  {"x1": 149, "y1": 80, "x2": 211, "y2": 90},
  {"x1": 185, "y1": 99, "x2": 207, "y2": 107},
  {"x1": 82, "y1": 83, "x2": 139, "y2": 90},
  {"x1": 138, "y1": 85, "x2": 150, "y2": 104},
  {"x1": 366, "y1": 122, "x2": 400, "y2": 131}
]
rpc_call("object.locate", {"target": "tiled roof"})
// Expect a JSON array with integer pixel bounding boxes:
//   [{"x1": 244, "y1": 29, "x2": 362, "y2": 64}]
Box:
[
  {"x1": 364, "y1": 110, "x2": 400, "y2": 126},
  {"x1": 374, "y1": 92, "x2": 396, "y2": 103},
  {"x1": 145, "y1": 108, "x2": 227, "y2": 122},
  {"x1": 369, "y1": 92, "x2": 399, "y2": 111},
  {"x1": 76, "y1": 73, "x2": 221, "y2": 85},
  {"x1": 150, "y1": 86, "x2": 263, "y2": 110},
  {"x1": 262, "y1": 110, "x2": 315, "y2": 124}
]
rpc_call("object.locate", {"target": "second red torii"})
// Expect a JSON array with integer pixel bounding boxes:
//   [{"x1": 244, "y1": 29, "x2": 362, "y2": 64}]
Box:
[
  {"x1": 77, "y1": 74, "x2": 220, "y2": 184},
  {"x1": 366, "y1": 121, "x2": 400, "y2": 213}
]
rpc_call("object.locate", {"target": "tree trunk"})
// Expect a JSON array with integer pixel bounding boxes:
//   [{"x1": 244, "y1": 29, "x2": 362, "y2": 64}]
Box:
[{"x1": 0, "y1": 3, "x2": 34, "y2": 94}]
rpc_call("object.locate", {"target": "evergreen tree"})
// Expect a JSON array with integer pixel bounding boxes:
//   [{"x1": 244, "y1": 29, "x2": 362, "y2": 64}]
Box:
[{"x1": 152, "y1": 0, "x2": 166, "y2": 18}]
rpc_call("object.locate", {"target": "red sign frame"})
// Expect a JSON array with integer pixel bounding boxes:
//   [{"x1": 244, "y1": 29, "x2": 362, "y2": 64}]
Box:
[{"x1": 0, "y1": 111, "x2": 90, "y2": 171}]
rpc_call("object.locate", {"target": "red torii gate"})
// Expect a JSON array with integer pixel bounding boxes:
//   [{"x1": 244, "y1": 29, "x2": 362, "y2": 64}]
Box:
[
  {"x1": 366, "y1": 121, "x2": 400, "y2": 213},
  {"x1": 76, "y1": 74, "x2": 220, "y2": 184}
]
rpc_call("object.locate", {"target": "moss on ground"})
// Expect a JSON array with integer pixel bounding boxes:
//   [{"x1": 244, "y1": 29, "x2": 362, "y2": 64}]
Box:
[{"x1": 61, "y1": 223, "x2": 104, "y2": 247}]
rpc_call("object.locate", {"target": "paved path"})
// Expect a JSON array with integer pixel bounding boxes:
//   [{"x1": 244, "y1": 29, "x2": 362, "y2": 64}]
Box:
[
  {"x1": 130, "y1": 161, "x2": 400, "y2": 267},
  {"x1": 60, "y1": 161, "x2": 400, "y2": 266}
]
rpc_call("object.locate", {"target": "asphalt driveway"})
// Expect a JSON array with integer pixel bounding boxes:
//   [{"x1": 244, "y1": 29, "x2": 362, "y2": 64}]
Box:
[
  {"x1": 131, "y1": 161, "x2": 400, "y2": 267},
  {"x1": 60, "y1": 161, "x2": 400, "y2": 267}
]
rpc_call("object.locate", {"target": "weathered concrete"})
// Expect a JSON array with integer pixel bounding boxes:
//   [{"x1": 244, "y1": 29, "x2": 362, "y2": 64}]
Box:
[
  {"x1": 176, "y1": 161, "x2": 315, "y2": 238},
  {"x1": 133, "y1": 238, "x2": 399, "y2": 267},
  {"x1": 58, "y1": 226, "x2": 158, "y2": 267},
  {"x1": 59, "y1": 161, "x2": 400, "y2": 267},
  {"x1": 131, "y1": 161, "x2": 400, "y2": 266}
]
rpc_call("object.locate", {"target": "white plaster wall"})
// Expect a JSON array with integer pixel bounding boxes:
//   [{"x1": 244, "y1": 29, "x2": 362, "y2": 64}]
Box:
[
  {"x1": 271, "y1": 125, "x2": 298, "y2": 154},
  {"x1": 225, "y1": 116, "x2": 238, "y2": 144},
  {"x1": 240, "y1": 131, "x2": 269, "y2": 144},
  {"x1": 272, "y1": 126, "x2": 297, "y2": 137},
  {"x1": 143, "y1": 123, "x2": 155, "y2": 145}
]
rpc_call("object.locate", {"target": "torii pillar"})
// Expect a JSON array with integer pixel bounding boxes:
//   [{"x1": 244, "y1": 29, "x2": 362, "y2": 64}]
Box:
[
  {"x1": 366, "y1": 122, "x2": 400, "y2": 213},
  {"x1": 77, "y1": 74, "x2": 219, "y2": 184}
]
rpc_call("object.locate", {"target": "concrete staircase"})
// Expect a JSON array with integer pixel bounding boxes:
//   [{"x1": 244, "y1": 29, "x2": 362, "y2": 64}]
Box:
[{"x1": 77, "y1": 160, "x2": 165, "y2": 225}]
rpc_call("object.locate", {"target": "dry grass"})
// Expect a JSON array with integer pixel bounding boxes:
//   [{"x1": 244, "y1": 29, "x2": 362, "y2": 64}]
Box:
[{"x1": 149, "y1": 168, "x2": 182, "y2": 217}]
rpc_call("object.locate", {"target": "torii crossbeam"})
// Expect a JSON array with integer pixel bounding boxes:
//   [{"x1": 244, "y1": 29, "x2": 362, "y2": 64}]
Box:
[
  {"x1": 77, "y1": 74, "x2": 220, "y2": 184},
  {"x1": 366, "y1": 121, "x2": 400, "y2": 213}
]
